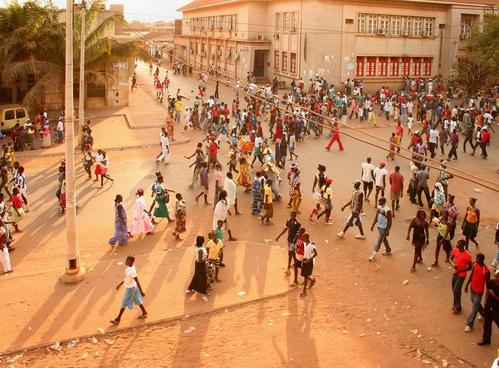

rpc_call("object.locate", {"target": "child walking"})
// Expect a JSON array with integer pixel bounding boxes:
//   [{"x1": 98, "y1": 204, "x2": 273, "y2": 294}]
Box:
[{"x1": 110, "y1": 256, "x2": 147, "y2": 324}]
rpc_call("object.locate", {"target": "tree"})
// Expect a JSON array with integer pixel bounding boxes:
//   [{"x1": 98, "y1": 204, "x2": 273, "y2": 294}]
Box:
[
  {"x1": 456, "y1": 14, "x2": 499, "y2": 95},
  {"x1": 0, "y1": 0, "x2": 150, "y2": 109}
]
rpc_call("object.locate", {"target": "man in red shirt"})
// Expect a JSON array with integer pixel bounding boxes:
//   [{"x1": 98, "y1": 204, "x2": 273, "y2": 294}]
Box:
[
  {"x1": 389, "y1": 165, "x2": 404, "y2": 217},
  {"x1": 480, "y1": 127, "x2": 491, "y2": 159},
  {"x1": 208, "y1": 137, "x2": 219, "y2": 169},
  {"x1": 450, "y1": 239, "x2": 473, "y2": 314},
  {"x1": 464, "y1": 253, "x2": 490, "y2": 332}
]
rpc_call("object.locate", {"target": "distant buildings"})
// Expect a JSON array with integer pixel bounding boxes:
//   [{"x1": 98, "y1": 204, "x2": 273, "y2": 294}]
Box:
[{"x1": 174, "y1": 0, "x2": 496, "y2": 91}]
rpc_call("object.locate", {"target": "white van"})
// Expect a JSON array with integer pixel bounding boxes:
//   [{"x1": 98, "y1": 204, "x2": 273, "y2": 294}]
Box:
[{"x1": 0, "y1": 104, "x2": 30, "y2": 131}]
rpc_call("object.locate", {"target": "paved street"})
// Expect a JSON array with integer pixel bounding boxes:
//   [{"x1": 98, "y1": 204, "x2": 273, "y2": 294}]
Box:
[{"x1": 1, "y1": 63, "x2": 498, "y2": 367}]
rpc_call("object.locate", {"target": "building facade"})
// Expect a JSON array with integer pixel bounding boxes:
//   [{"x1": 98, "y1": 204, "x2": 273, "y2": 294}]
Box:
[{"x1": 174, "y1": 0, "x2": 496, "y2": 91}]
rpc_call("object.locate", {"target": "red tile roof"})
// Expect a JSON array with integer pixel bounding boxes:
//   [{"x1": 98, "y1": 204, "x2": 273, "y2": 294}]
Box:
[{"x1": 178, "y1": 0, "x2": 497, "y2": 12}]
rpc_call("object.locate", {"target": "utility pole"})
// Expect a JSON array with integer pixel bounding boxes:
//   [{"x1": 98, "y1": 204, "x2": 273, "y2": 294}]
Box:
[
  {"x1": 60, "y1": 0, "x2": 86, "y2": 284},
  {"x1": 78, "y1": 0, "x2": 86, "y2": 129}
]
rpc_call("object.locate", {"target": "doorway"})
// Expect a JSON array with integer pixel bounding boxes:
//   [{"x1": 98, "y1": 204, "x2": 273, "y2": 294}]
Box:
[{"x1": 253, "y1": 51, "x2": 266, "y2": 77}]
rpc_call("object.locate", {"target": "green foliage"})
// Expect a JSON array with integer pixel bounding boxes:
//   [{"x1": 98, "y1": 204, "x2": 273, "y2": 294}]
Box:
[
  {"x1": 456, "y1": 14, "x2": 499, "y2": 95},
  {"x1": 0, "y1": 0, "x2": 149, "y2": 109}
]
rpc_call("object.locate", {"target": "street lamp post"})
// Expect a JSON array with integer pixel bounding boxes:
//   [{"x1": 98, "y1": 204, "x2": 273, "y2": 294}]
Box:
[
  {"x1": 60, "y1": 0, "x2": 86, "y2": 284},
  {"x1": 79, "y1": 1, "x2": 86, "y2": 130}
]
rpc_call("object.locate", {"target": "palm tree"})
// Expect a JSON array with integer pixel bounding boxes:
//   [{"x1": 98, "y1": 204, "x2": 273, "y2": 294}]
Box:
[{"x1": 0, "y1": 0, "x2": 149, "y2": 109}]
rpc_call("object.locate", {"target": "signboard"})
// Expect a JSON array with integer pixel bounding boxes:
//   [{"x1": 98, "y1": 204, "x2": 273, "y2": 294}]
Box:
[{"x1": 113, "y1": 62, "x2": 128, "y2": 71}]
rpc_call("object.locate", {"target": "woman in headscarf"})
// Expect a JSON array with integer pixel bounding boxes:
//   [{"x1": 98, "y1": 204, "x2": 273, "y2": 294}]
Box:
[
  {"x1": 186, "y1": 235, "x2": 209, "y2": 301},
  {"x1": 109, "y1": 194, "x2": 128, "y2": 247},
  {"x1": 172, "y1": 193, "x2": 186, "y2": 240},
  {"x1": 430, "y1": 182, "x2": 445, "y2": 221},
  {"x1": 151, "y1": 176, "x2": 174, "y2": 224},
  {"x1": 129, "y1": 189, "x2": 154, "y2": 237}
]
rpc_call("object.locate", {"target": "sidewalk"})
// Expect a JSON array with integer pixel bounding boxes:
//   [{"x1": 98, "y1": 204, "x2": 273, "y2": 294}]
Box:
[{"x1": 0, "y1": 240, "x2": 289, "y2": 353}]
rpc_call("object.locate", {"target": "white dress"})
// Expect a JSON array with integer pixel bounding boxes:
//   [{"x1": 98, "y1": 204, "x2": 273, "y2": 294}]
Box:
[{"x1": 129, "y1": 196, "x2": 154, "y2": 235}]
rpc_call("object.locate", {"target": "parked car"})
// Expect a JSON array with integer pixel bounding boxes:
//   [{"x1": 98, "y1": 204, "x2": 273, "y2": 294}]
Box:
[{"x1": 0, "y1": 104, "x2": 30, "y2": 131}]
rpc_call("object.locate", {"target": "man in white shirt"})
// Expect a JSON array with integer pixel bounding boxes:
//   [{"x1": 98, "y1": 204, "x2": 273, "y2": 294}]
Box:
[
  {"x1": 373, "y1": 161, "x2": 388, "y2": 206},
  {"x1": 156, "y1": 128, "x2": 170, "y2": 164},
  {"x1": 428, "y1": 127, "x2": 439, "y2": 158},
  {"x1": 360, "y1": 157, "x2": 375, "y2": 202},
  {"x1": 56, "y1": 118, "x2": 64, "y2": 144},
  {"x1": 223, "y1": 172, "x2": 241, "y2": 215},
  {"x1": 300, "y1": 233, "x2": 318, "y2": 298}
]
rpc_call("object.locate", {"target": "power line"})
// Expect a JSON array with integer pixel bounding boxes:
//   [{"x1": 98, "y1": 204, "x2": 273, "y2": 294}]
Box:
[{"x1": 120, "y1": 20, "x2": 499, "y2": 193}]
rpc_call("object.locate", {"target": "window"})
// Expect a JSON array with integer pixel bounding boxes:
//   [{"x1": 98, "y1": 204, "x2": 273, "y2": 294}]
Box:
[
  {"x1": 16, "y1": 109, "x2": 26, "y2": 119},
  {"x1": 283, "y1": 12, "x2": 289, "y2": 31},
  {"x1": 390, "y1": 16, "x2": 401, "y2": 36},
  {"x1": 357, "y1": 13, "x2": 367, "y2": 33},
  {"x1": 274, "y1": 51, "x2": 280, "y2": 70},
  {"x1": 423, "y1": 57, "x2": 432, "y2": 76},
  {"x1": 291, "y1": 12, "x2": 298, "y2": 32},
  {"x1": 378, "y1": 57, "x2": 388, "y2": 76},
  {"x1": 282, "y1": 52, "x2": 288, "y2": 71},
  {"x1": 460, "y1": 17, "x2": 472, "y2": 36},
  {"x1": 412, "y1": 57, "x2": 421, "y2": 76},
  {"x1": 290, "y1": 53, "x2": 297, "y2": 74},
  {"x1": 231, "y1": 15, "x2": 237, "y2": 31},
  {"x1": 379, "y1": 15, "x2": 389, "y2": 34},
  {"x1": 390, "y1": 57, "x2": 400, "y2": 76},
  {"x1": 367, "y1": 14, "x2": 377, "y2": 34},
  {"x1": 356, "y1": 56, "x2": 365, "y2": 77},
  {"x1": 414, "y1": 17, "x2": 424, "y2": 36},
  {"x1": 402, "y1": 17, "x2": 412, "y2": 36},
  {"x1": 366, "y1": 57, "x2": 376, "y2": 77},
  {"x1": 401, "y1": 57, "x2": 410, "y2": 76},
  {"x1": 424, "y1": 17, "x2": 434, "y2": 36},
  {"x1": 275, "y1": 13, "x2": 281, "y2": 31},
  {"x1": 4, "y1": 110, "x2": 14, "y2": 120}
]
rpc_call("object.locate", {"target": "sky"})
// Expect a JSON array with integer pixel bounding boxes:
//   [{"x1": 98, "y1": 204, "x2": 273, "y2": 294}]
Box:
[{"x1": 14, "y1": 0, "x2": 192, "y2": 21}]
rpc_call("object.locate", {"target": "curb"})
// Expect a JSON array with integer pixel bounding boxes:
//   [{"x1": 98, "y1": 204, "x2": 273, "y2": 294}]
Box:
[
  {"x1": 1, "y1": 288, "x2": 293, "y2": 356},
  {"x1": 15, "y1": 137, "x2": 191, "y2": 159}
]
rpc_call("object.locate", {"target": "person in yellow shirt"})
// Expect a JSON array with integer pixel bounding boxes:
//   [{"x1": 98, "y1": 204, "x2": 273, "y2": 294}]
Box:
[
  {"x1": 206, "y1": 232, "x2": 224, "y2": 282},
  {"x1": 174, "y1": 98, "x2": 183, "y2": 124},
  {"x1": 259, "y1": 179, "x2": 274, "y2": 225}
]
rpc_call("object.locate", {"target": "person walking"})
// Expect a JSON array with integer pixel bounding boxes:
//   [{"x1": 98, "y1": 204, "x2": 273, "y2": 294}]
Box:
[
  {"x1": 368, "y1": 197, "x2": 392, "y2": 262},
  {"x1": 450, "y1": 239, "x2": 472, "y2": 314},
  {"x1": 462, "y1": 197, "x2": 480, "y2": 250},
  {"x1": 477, "y1": 270, "x2": 499, "y2": 346},
  {"x1": 432, "y1": 211, "x2": 452, "y2": 266},
  {"x1": 109, "y1": 194, "x2": 128, "y2": 247},
  {"x1": 324, "y1": 122, "x2": 344, "y2": 151},
  {"x1": 300, "y1": 238, "x2": 318, "y2": 297},
  {"x1": 388, "y1": 165, "x2": 404, "y2": 217},
  {"x1": 156, "y1": 128, "x2": 170, "y2": 164},
  {"x1": 110, "y1": 256, "x2": 148, "y2": 324},
  {"x1": 186, "y1": 236, "x2": 209, "y2": 301},
  {"x1": 464, "y1": 253, "x2": 490, "y2": 332},
  {"x1": 337, "y1": 180, "x2": 365, "y2": 240},
  {"x1": 195, "y1": 162, "x2": 210, "y2": 206},
  {"x1": 373, "y1": 161, "x2": 388, "y2": 207},
  {"x1": 251, "y1": 171, "x2": 264, "y2": 216},
  {"x1": 259, "y1": 179, "x2": 274, "y2": 225},
  {"x1": 0, "y1": 222, "x2": 12, "y2": 274},
  {"x1": 447, "y1": 128, "x2": 459, "y2": 160},
  {"x1": 407, "y1": 209, "x2": 429, "y2": 272},
  {"x1": 360, "y1": 157, "x2": 374, "y2": 202},
  {"x1": 151, "y1": 176, "x2": 174, "y2": 223},
  {"x1": 276, "y1": 211, "x2": 301, "y2": 278},
  {"x1": 129, "y1": 189, "x2": 154, "y2": 237},
  {"x1": 415, "y1": 165, "x2": 431, "y2": 209},
  {"x1": 213, "y1": 190, "x2": 237, "y2": 241},
  {"x1": 224, "y1": 172, "x2": 241, "y2": 215},
  {"x1": 172, "y1": 193, "x2": 187, "y2": 240},
  {"x1": 317, "y1": 178, "x2": 333, "y2": 224}
]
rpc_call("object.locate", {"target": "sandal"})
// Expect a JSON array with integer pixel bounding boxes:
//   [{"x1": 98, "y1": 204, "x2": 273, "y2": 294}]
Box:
[
  {"x1": 410, "y1": 266, "x2": 416, "y2": 272},
  {"x1": 109, "y1": 319, "x2": 119, "y2": 325},
  {"x1": 137, "y1": 314, "x2": 148, "y2": 320}
]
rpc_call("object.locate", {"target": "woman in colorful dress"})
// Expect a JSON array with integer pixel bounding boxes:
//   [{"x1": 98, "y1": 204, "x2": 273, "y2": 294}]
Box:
[
  {"x1": 430, "y1": 182, "x2": 445, "y2": 221},
  {"x1": 462, "y1": 197, "x2": 480, "y2": 250},
  {"x1": 152, "y1": 176, "x2": 174, "y2": 223},
  {"x1": 172, "y1": 193, "x2": 186, "y2": 240},
  {"x1": 109, "y1": 194, "x2": 128, "y2": 247},
  {"x1": 236, "y1": 155, "x2": 251, "y2": 191},
  {"x1": 129, "y1": 189, "x2": 154, "y2": 237}
]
